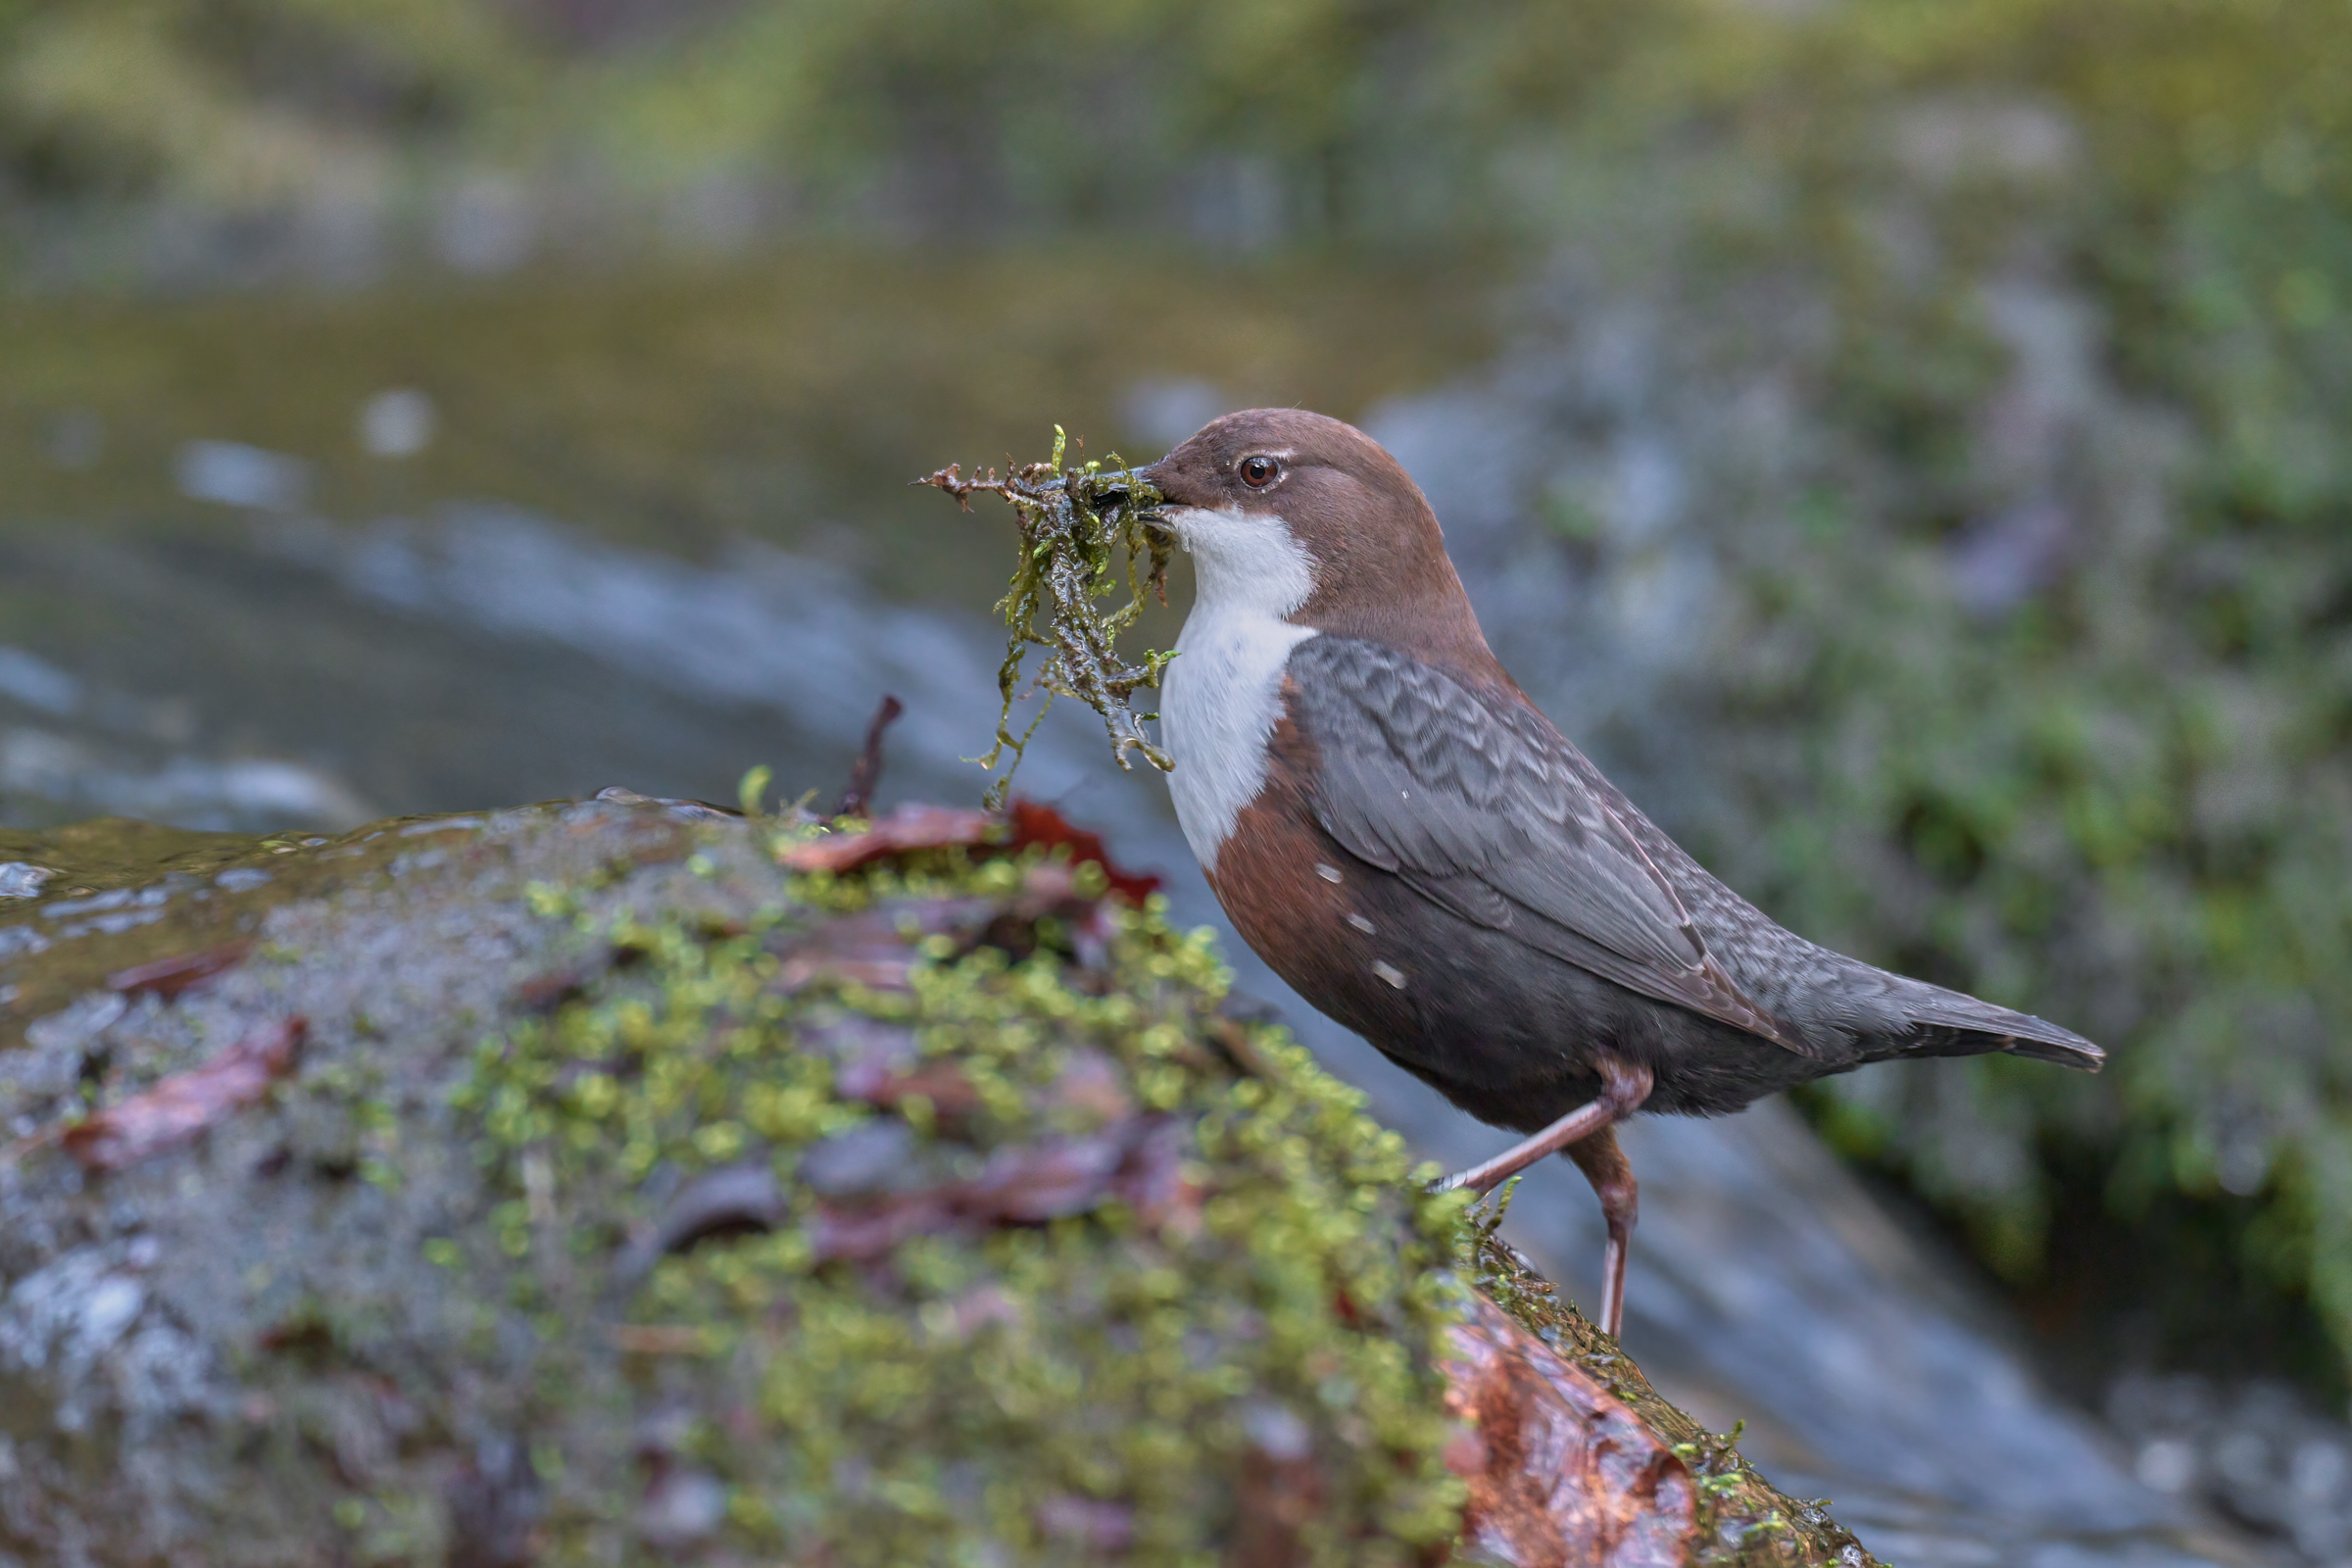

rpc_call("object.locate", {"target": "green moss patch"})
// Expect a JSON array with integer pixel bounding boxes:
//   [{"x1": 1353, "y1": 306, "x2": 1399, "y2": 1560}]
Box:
[{"x1": 442, "y1": 830, "x2": 1470, "y2": 1565}]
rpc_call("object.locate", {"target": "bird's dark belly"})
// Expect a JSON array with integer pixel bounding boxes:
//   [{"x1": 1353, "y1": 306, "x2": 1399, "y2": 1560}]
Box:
[{"x1": 1208, "y1": 792, "x2": 1824, "y2": 1126}]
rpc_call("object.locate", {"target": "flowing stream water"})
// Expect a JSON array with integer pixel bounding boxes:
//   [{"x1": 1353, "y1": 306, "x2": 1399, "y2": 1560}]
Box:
[{"x1": 0, "y1": 253, "x2": 2290, "y2": 1565}]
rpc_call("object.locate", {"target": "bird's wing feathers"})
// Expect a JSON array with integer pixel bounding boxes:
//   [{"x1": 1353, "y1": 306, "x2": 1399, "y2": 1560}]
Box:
[{"x1": 1290, "y1": 638, "x2": 1815, "y2": 1054}]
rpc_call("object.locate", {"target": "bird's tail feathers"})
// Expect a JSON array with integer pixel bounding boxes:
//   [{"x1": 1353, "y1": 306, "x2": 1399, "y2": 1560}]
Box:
[{"x1": 1902, "y1": 988, "x2": 2106, "y2": 1072}]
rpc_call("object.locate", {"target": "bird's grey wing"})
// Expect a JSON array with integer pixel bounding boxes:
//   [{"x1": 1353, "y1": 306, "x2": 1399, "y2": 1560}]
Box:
[{"x1": 1289, "y1": 636, "x2": 1815, "y2": 1054}]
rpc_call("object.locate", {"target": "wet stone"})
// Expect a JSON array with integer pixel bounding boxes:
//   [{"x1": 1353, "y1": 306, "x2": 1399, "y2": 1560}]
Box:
[
  {"x1": 0, "y1": 794, "x2": 1877, "y2": 1567},
  {"x1": 2111, "y1": 1372, "x2": 2352, "y2": 1561},
  {"x1": 0, "y1": 864, "x2": 52, "y2": 900},
  {"x1": 0, "y1": 927, "x2": 50, "y2": 960}
]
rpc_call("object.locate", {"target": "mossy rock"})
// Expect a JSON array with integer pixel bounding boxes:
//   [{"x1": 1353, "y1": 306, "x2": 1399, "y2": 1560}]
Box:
[{"x1": 0, "y1": 792, "x2": 1874, "y2": 1566}]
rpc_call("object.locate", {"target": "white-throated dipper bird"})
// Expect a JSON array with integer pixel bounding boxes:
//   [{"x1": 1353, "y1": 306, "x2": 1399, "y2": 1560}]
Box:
[{"x1": 1130, "y1": 409, "x2": 2104, "y2": 1339}]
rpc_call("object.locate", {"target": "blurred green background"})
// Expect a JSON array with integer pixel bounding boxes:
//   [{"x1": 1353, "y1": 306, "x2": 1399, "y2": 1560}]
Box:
[{"x1": 3, "y1": 0, "x2": 2349, "y2": 1422}]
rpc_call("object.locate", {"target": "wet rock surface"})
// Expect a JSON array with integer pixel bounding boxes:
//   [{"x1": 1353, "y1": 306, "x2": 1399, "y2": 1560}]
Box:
[
  {"x1": 1451, "y1": 1232, "x2": 1876, "y2": 1568},
  {"x1": 0, "y1": 794, "x2": 1872, "y2": 1566},
  {"x1": 2110, "y1": 1374, "x2": 2352, "y2": 1566}
]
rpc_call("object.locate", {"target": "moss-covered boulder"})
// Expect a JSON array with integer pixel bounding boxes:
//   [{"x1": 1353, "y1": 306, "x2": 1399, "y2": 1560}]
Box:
[{"x1": 0, "y1": 792, "x2": 1874, "y2": 1566}]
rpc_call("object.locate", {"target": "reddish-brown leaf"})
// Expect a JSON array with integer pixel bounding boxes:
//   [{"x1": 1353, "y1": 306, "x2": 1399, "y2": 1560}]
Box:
[
  {"x1": 778, "y1": 805, "x2": 997, "y2": 874},
  {"x1": 62, "y1": 1017, "x2": 307, "y2": 1174},
  {"x1": 778, "y1": 800, "x2": 1158, "y2": 905},
  {"x1": 106, "y1": 941, "x2": 255, "y2": 1000},
  {"x1": 511, "y1": 970, "x2": 589, "y2": 1013},
  {"x1": 1004, "y1": 800, "x2": 1161, "y2": 904},
  {"x1": 835, "y1": 1056, "x2": 985, "y2": 1119},
  {"x1": 807, "y1": 1113, "x2": 1191, "y2": 1263}
]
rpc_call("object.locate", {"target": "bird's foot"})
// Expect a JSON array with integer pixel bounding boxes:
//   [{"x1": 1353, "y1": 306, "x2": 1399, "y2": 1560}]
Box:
[{"x1": 1434, "y1": 1058, "x2": 1654, "y2": 1339}]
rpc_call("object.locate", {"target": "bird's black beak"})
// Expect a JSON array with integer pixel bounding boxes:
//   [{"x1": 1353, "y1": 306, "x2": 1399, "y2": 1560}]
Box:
[{"x1": 1102, "y1": 458, "x2": 1175, "y2": 536}]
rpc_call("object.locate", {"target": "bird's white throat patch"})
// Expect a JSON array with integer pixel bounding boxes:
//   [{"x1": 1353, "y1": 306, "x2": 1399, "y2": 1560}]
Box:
[{"x1": 1159, "y1": 505, "x2": 1318, "y2": 873}]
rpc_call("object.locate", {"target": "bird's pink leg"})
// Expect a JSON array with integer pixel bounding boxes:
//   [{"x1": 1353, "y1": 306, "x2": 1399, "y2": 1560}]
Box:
[
  {"x1": 1565, "y1": 1124, "x2": 1638, "y2": 1338},
  {"x1": 1436, "y1": 1055, "x2": 1652, "y2": 1198},
  {"x1": 1436, "y1": 1055, "x2": 1653, "y2": 1337}
]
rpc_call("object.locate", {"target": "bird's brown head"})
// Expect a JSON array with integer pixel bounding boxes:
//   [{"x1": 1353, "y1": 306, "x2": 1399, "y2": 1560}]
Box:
[{"x1": 1137, "y1": 408, "x2": 1494, "y2": 670}]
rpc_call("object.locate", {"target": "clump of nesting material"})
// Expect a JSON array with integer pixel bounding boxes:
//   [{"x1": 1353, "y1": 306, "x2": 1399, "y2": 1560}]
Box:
[{"x1": 921, "y1": 428, "x2": 1173, "y2": 806}]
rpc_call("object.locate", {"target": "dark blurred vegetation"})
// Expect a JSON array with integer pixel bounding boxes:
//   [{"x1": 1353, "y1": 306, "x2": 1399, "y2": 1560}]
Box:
[
  {"x1": 1632, "y1": 3, "x2": 2352, "y2": 1401},
  {"x1": 2, "y1": 0, "x2": 2348, "y2": 1397}
]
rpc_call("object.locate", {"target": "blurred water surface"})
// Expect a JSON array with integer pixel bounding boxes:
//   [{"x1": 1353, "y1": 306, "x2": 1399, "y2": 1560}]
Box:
[{"x1": 0, "y1": 246, "x2": 1489, "y2": 826}]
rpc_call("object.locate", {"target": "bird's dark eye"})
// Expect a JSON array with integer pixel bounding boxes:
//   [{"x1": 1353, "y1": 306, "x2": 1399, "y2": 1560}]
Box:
[{"x1": 1239, "y1": 455, "x2": 1281, "y2": 488}]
